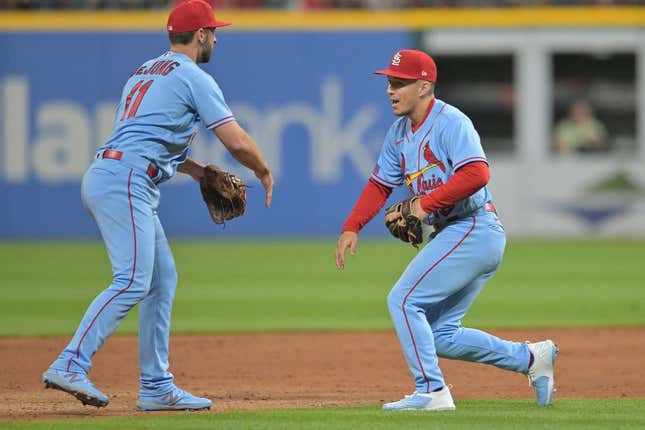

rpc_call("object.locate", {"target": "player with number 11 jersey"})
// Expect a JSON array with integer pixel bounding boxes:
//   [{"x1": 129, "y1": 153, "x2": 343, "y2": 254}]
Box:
[
  {"x1": 42, "y1": 0, "x2": 273, "y2": 412},
  {"x1": 106, "y1": 48, "x2": 234, "y2": 182}
]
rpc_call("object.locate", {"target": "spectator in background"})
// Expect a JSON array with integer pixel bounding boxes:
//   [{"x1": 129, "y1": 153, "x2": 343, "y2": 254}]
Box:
[{"x1": 554, "y1": 99, "x2": 609, "y2": 154}]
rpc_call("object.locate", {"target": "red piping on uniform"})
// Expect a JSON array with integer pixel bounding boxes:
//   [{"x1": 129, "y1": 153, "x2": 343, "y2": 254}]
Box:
[
  {"x1": 67, "y1": 169, "x2": 138, "y2": 372},
  {"x1": 371, "y1": 173, "x2": 401, "y2": 187},
  {"x1": 416, "y1": 103, "x2": 447, "y2": 173},
  {"x1": 400, "y1": 216, "x2": 477, "y2": 392},
  {"x1": 411, "y1": 98, "x2": 435, "y2": 133},
  {"x1": 454, "y1": 156, "x2": 487, "y2": 170},
  {"x1": 206, "y1": 115, "x2": 235, "y2": 129}
]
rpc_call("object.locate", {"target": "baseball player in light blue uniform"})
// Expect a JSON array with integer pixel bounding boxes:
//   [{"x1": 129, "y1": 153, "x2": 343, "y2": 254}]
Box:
[
  {"x1": 42, "y1": 0, "x2": 273, "y2": 411},
  {"x1": 336, "y1": 49, "x2": 557, "y2": 410}
]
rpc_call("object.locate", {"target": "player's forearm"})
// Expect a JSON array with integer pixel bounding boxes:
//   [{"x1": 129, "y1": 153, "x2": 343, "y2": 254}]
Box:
[
  {"x1": 213, "y1": 121, "x2": 271, "y2": 177},
  {"x1": 342, "y1": 178, "x2": 392, "y2": 233},
  {"x1": 419, "y1": 161, "x2": 489, "y2": 214},
  {"x1": 225, "y1": 133, "x2": 271, "y2": 177}
]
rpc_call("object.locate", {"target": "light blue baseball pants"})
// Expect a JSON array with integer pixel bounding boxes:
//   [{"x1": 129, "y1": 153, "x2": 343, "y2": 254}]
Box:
[
  {"x1": 387, "y1": 211, "x2": 531, "y2": 393},
  {"x1": 49, "y1": 157, "x2": 177, "y2": 396}
]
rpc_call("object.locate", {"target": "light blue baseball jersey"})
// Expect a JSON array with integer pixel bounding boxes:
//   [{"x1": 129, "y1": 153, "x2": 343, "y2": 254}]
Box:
[
  {"x1": 46, "y1": 49, "x2": 239, "y2": 405},
  {"x1": 371, "y1": 98, "x2": 490, "y2": 225},
  {"x1": 374, "y1": 99, "x2": 531, "y2": 397},
  {"x1": 101, "y1": 51, "x2": 235, "y2": 182}
]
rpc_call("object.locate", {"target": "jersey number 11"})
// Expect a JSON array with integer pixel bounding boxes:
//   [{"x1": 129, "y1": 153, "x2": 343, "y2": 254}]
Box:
[{"x1": 120, "y1": 80, "x2": 154, "y2": 121}]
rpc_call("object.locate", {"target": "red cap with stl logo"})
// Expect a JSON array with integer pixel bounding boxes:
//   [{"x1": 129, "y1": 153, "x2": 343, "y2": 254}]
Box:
[
  {"x1": 167, "y1": 0, "x2": 231, "y2": 34},
  {"x1": 374, "y1": 49, "x2": 437, "y2": 82}
]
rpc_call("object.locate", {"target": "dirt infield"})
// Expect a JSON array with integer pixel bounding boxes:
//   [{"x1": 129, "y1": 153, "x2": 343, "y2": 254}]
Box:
[{"x1": 1, "y1": 327, "x2": 643, "y2": 421}]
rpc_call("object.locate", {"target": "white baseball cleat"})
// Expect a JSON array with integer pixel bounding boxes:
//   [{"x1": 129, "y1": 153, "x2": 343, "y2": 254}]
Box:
[
  {"x1": 526, "y1": 339, "x2": 558, "y2": 407},
  {"x1": 383, "y1": 385, "x2": 456, "y2": 411},
  {"x1": 137, "y1": 387, "x2": 211, "y2": 411},
  {"x1": 43, "y1": 368, "x2": 109, "y2": 408}
]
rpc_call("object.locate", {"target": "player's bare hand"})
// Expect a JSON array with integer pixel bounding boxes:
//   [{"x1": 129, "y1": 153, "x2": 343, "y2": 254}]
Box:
[
  {"x1": 189, "y1": 171, "x2": 203, "y2": 183},
  {"x1": 335, "y1": 231, "x2": 358, "y2": 270},
  {"x1": 256, "y1": 170, "x2": 274, "y2": 208},
  {"x1": 177, "y1": 157, "x2": 206, "y2": 182},
  {"x1": 411, "y1": 197, "x2": 429, "y2": 219}
]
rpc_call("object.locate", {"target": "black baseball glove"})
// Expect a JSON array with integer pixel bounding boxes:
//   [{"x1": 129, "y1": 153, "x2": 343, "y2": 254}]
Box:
[
  {"x1": 200, "y1": 164, "x2": 247, "y2": 224},
  {"x1": 384, "y1": 197, "x2": 424, "y2": 248}
]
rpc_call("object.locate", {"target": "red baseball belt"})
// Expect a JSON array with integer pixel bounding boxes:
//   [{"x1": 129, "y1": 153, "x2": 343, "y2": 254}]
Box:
[{"x1": 100, "y1": 149, "x2": 159, "y2": 181}]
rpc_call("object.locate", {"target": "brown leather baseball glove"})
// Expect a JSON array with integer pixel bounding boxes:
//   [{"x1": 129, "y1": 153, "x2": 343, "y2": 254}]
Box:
[
  {"x1": 200, "y1": 164, "x2": 247, "y2": 224},
  {"x1": 384, "y1": 197, "x2": 424, "y2": 248}
]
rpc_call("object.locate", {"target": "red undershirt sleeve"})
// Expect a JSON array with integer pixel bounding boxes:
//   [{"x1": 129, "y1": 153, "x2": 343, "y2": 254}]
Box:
[
  {"x1": 419, "y1": 161, "x2": 490, "y2": 214},
  {"x1": 342, "y1": 178, "x2": 393, "y2": 233}
]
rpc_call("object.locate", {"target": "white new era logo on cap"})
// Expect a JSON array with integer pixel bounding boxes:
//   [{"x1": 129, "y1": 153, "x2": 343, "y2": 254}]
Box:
[{"x1": 421, "y1": 70, "x2": 427, "y2": 76}]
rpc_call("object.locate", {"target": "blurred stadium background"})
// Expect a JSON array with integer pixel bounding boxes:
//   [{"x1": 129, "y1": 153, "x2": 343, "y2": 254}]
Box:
[
  {"x1": 1, "y1": 0, "x2": 644, "y2": 10},
  {"x1": 1, "y1": 1, "x2": 644, "y2": 240}
]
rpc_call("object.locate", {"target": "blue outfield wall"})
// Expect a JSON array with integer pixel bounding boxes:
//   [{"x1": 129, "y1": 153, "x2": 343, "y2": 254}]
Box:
[{"x1": 0, "y1": 31, "x2": 415, "y2": 238}]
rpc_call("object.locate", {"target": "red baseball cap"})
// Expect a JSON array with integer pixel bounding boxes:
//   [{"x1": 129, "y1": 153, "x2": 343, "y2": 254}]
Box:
[
  {"x1": 167, "y1": 0, "x2": 231, "y2": 34},
  {"x1": 374, "y1": 49, "x2": 437, "y2": 82}
]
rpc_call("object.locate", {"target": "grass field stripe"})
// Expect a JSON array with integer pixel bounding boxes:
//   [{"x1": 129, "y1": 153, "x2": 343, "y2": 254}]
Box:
[
  {"x1": 1, "y1": 240, "x2": 644, "y2": 336},
  {"x1": 2, "y1": 7, "x2": 645, "y2": 32},
  {"x1": 67, "y1": 169, "x2": 138, "y2": 371},
  {"x1": 400, "y1": 216, "x2": 476, "y2": 393}
]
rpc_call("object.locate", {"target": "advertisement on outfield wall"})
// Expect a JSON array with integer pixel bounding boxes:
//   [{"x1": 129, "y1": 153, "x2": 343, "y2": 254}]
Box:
[{"x1": 1, "y1": 29, "x2": 644, "y2": 238}]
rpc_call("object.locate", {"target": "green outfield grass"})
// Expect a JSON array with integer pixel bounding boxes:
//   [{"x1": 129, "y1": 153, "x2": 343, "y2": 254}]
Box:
[
  {"x1": 3, "y1": 400, "x2": 645, "y2": 430},
  {"x1": 0, "y1": 239, "x2": 643, "y2": 337},
  {"x1": 1, "y1": 239, "x2": 643, "y2": 427}
]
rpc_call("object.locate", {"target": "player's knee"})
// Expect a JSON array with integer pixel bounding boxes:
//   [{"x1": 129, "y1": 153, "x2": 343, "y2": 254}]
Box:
[
  {"x1": 154, "y1": 268, "x2": 178, "y2": 298},
  {"x1": 434, "y1": 335, "x2": 457, "y2": 358},
  {"x1": 111, "y1": 272, "x2": 132, "y2": 289},
  {"x1": 161, "y1": 265, "x2": 178, "y2": 287},
  {"x1": 110, "y1": 271, "x2": 152, "y2": 300},
  {"x1": 387, "y1": 288, "x2": 424, "y2": 315},
  {"x1": 387, "y1": 288, "x2": 404, "y2": 312},
  {"x1": 127, "y1": 281, "x2": 152, "y2": 300},
  {"x1": 433, "y1": 326, "x2": 460, "y2": 358}
]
